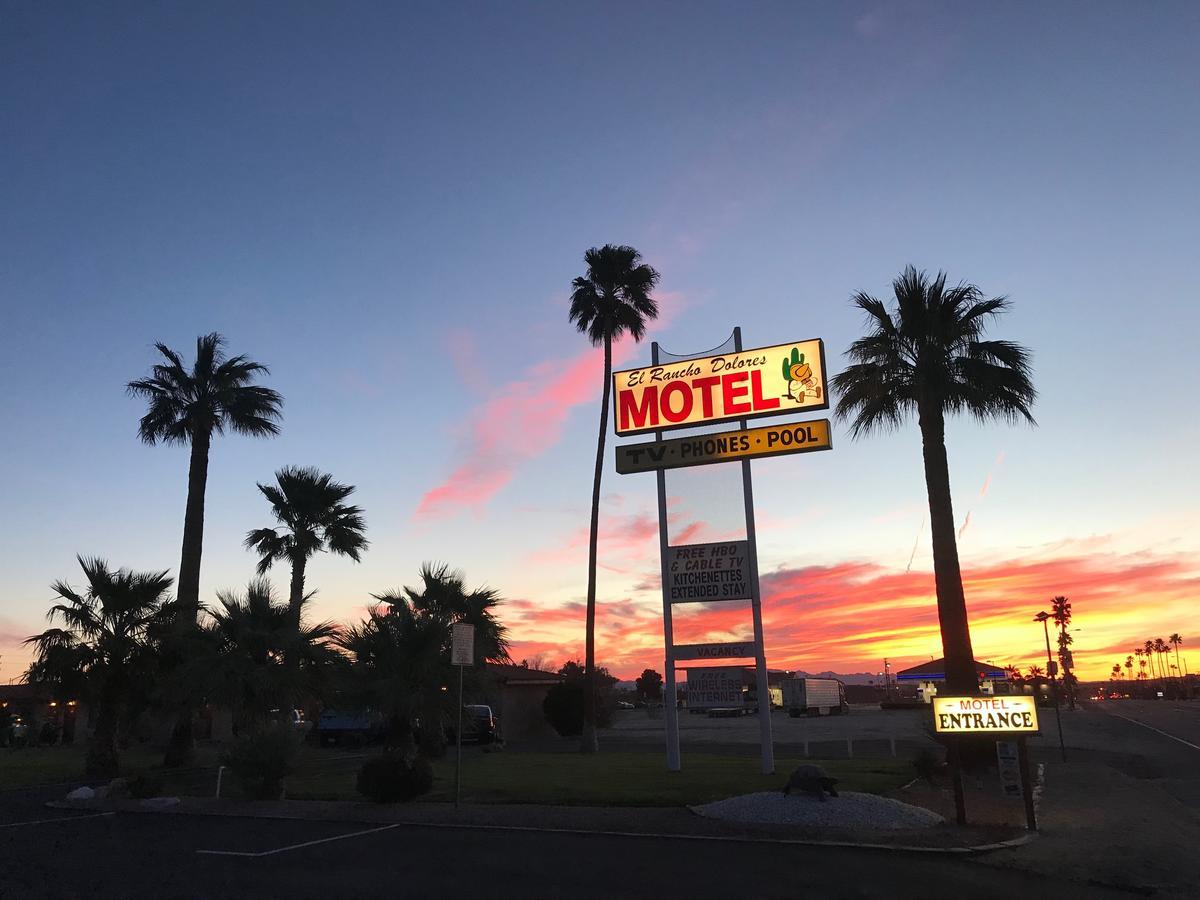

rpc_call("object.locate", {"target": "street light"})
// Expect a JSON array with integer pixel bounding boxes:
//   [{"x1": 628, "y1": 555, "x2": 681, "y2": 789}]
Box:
[{"x1": 1034, "y1": 611, "x2": 1067, "y2": 762}]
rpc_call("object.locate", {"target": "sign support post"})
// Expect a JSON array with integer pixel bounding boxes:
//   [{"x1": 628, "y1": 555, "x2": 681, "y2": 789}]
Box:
[
  {"x1": 653, "y1": 341, "x2": 682, "y2": 773},
  {"x1": 735, "y1": 327, "x2": 774, "y2": 776},
  {"x1": 451, "y1": 623, "x2": 475, "y2": 809},
  {"x1": 1017, "y1": 736, "x2": 1038, "y2": 831}
]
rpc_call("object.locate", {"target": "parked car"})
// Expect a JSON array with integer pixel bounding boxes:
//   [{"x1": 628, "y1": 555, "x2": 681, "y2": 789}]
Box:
[{"x1": 447, "y1": 704, "x2": 500, "y2": 745}]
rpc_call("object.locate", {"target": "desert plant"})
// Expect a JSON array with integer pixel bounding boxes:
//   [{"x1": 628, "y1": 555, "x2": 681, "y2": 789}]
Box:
[
  {"x1": 220, "y1": 725, "x2": 299, "y2": 800},
  {"x1": 356, "y1": 754, "x2": 434, "y2": 803}
]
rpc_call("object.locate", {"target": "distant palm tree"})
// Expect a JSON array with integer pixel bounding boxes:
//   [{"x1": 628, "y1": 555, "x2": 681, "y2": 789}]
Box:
[
  {"x1": 24, "y1": 557, "x2": 173, "y2": 777},
  {"x1": 833, "y1": 267, "x2": 1035, "y2": 694},
  {"x1": 1154, "y1": 638, "x2": 1171, "y2": 690},
  {"x1": 127, "y1": 334, "x2": 284, "y2": 622},
  {"x1": 1170, "y1": 633, "x2": 1184, "y2": 681},
  {"x1": 1004, "y1": 664, "x2": 1022, "y2": 682},
  {"x1": 1143, "y1": 640, "x2": 1158, "y2": 684},
  {"x1": 568, "y1": 244, "x2": 659, "y2": 753},
  {"x1": 1125, "y1": 655, "x2": 1134, "y2": 682},
  {"x1": 347, "y1": 563, "x2": 509, "y2": 757},
  {"x1": 1051, "y1": 596, "x2": 1075, "y2": 709},
  {"x1": 1028, "y1": 664, "x2": 1044, "y2": 679},
  {"x1": 245, "y1": 467, "x2": 368, "y2": 642},
  {"x1": 1111, "y1": 664, "x2": 1121, "y2": 681},
  {"x1": 201, "y1": 579, "x2": 340, "y2": 734}
]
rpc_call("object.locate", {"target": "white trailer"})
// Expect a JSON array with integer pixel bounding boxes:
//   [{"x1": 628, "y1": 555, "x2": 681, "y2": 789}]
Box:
[{"x1": 782, "y1": 678, "x2": 848, "y2": 717}]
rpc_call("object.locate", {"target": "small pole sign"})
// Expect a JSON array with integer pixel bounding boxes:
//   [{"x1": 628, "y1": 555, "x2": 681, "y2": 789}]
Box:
[
  {"x1": 666, "y1": 541, "x2": 751, "y2": 603},
  {"x1": 452, "y1": 623, "x2": 475, "y2": 666},
  {"x1": 685, "y1": 667, "x2": 745, "y2": 709},
  {"x1": 996, "y1": 740, "x2": 1022, "y2": 798}
]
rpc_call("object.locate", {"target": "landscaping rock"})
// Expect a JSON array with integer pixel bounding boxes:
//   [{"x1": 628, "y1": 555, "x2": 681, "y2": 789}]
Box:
[
  {"x1": 65, "y1": 786, "x2": 94, "y2": 801},
  {"x1": 782, "y1": 764, "x2": 839, "y2": 800}
]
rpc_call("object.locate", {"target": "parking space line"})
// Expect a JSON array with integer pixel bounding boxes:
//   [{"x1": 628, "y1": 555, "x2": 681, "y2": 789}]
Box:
[
  {"x1": 0, "y1": 812, "x2": 115, "y2": 829},
  {"x1": 196, "y1": 823, "x2": 400, "y2": 858},
  {"x1": 1105, "y1": 711, "x2": 1200, "y2": 751}
]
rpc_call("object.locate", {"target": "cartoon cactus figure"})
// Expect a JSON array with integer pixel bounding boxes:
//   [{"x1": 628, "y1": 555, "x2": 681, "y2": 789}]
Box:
[{"x1": 781, "y1": 347, "x2": 817, "y2": 401}]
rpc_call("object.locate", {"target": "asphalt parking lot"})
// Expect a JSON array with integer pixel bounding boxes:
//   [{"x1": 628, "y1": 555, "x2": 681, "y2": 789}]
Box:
[{"x1": 0, "y1": 796, "x2": 1127, "y2": 900}]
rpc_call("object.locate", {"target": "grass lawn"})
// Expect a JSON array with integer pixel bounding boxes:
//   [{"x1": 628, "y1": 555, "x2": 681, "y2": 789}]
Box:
[
  {"x1": 287, "y1": 751, "x2": 912, "y2": 807},
  {"x1": 0, "y1": 744, "x2": 183, "y2": 789}
]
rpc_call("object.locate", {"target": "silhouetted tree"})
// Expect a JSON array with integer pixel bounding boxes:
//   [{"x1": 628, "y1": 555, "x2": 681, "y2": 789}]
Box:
[
  {"x1": 833, "y1": 268, "x2": 1035, "y2": 695},
  {"x1": 568, "y1": 245, "x2": 659, "y2": 752}
]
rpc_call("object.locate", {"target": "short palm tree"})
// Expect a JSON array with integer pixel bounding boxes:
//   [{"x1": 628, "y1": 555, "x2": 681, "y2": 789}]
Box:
[
  {"x1": 245, "y1": 466, "x2": 367, "y2": 640},
  {"x1": 24, "y1": 557, "x2": 173, "y2": 777},
  {"x1": 1028, "y1": 664, "x2": 1044, "y2": 679},
  {"x1": 353, "y1": 563, "x2": 509, "y2": 757},
  {"x1": 832, "y1": 267, "x2": 1035, "y2": 695},
  {"x1": 201, "y1": 579, "x2": 340, "y2": 734},
  {"x1": 568, "y1": 244, "x2": 659, "y2": 752}
]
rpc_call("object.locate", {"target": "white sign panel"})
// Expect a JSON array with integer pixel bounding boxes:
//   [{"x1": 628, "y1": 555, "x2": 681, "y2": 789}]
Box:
[
  {"x1": 451, "y1": 623, "x2": 475, "y2": 666},
  {"x1": 673, "y1": 641, "x2": 756, "y2": 661},
  {"x1": 685, "y1": 667, "x2": 744, "y2": 708},
  {"x1": 667, "y1": 541, "x2": 751, "y2": 603}
]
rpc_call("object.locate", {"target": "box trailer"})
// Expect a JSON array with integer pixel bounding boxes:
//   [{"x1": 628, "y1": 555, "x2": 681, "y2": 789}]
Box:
[{"x1": 782, "y1": 678, "x2": 848, "y2": 717}]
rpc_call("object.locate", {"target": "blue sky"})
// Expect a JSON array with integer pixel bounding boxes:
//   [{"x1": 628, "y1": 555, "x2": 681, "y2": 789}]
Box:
[{"x1": 2, "y1": 2, "x2": 1198, "y2": 680}]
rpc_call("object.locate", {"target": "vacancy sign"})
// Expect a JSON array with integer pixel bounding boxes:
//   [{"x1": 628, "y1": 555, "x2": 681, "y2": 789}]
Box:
[
  {"x1": 667, "y1": 541, "x2": 750, "y2": 603},
  {"x1": 933, "y1": 696, "x2": 1039, "y2": 734},
  {"x1": 451, "y1": 623, "x2": 475, "y2": 666},
  {"x1": 613, "y1": 338, "x2": 827, "y2": 436}
]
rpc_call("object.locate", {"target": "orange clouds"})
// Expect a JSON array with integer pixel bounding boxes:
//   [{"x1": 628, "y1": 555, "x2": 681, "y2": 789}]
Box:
[{"x1": 502, "y1": 547, "x2": 1200, "y2": 681}]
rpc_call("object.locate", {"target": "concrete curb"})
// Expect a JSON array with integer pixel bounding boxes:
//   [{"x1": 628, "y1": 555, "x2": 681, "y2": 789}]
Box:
[{"x1": 45, "y1": 797, "x2": 1035, "y2": 855}]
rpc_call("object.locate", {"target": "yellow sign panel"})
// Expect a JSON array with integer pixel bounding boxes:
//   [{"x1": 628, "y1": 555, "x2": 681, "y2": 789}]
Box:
[
  {"x1": 932, "y1": 696, "x2": 1039, "y2": 734},
  {"x1": 612, "y1": 339, "x2": 827, "y2": 436},
  {"x1": 615, "y1": 419, "x2": 832, "y2": 474}
]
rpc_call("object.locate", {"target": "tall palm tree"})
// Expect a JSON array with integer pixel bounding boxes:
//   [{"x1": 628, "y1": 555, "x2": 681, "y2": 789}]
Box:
[
  {"x1": 832, "y1": 267, "x2": 1035, "y2": 695},
  {"x1": 568, "y1": 244, "x2": 659, "y2": 752},
  {"x1": 24, "y1": 557, "x2": 173, "y2": 777},
  {"x1": 128, "y1": 333, "x2": 284, "y2": 621},
  {"x1": 1170, "y1": 633, "x2": 1184, "y2": 682},
  {"x1": 128, "y1": 333, "x2": 283, "y2": 765},
  {"x1": 245, "y1": 467, "x2": 367, "y2": 639},
  {"x1": 352, "y1": 563, "x2": 510, "y2": 757},
  {"x1": 1144, "y1": 639, "x2": 1158, "y2": 684},
  {"x1": 1154, "y1": 638, "x2": 1171, "y2": 689},
  {"x1": 1110, "y1": 664, "x2": 1121, "y2": 681},
  {"x1": 1125, "y1": 655, "x2": 1134, "y2": 682},
  {"x1": 1051, "y1": 595, "x2": 1074, "y2": 709},
  {"x1": 201, "y1": 579, "x2": 340, "y2": 734}
]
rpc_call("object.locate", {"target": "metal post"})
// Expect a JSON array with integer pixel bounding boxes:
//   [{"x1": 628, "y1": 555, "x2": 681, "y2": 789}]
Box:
[
  {"x1": 653, "y1": 341, "x2": 682, "y2": 773},
  {"x1": 734, "y1": 327, "x2": 775, "y2": 776},
  {"x1": 1040, "y1": 616, "x2": 1067, "y2": 762},
  {"x1": 455, "y1": 664, "x2": 464, "y2": 808},
  {"x1": 949, "y1": 741, "x2": 967, "y2": 826},
  {"x1": 1017, "y1": 737, "x2": 1038, "y2": 831}
]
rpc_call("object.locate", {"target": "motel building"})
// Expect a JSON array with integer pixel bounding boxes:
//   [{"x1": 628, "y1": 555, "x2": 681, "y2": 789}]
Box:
[{"x1": 895, "y1": 658, "x2": 1009, "y2": 703}]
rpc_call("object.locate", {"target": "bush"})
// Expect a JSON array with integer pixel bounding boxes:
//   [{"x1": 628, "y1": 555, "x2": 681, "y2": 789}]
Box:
[
  {"x1": 543, "y1": 682, "x2": 585, "y2": 736},
  {"x1": 356, "y1": 754, "x2": 434, "y2": 803},
  {"x1": 220, "y1": 726, "x2": 299, "y2": 800},
  {"x1": 128, "y1": 774, "x2": 163, "y2": 799}
]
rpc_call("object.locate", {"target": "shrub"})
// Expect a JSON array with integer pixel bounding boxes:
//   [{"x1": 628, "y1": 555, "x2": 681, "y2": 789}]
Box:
[
  {"x1": 128, "y1": 774, "x2": 163, "y2": 799},
  {"x1": 356, "y1": 754, "x2": 434, "y2": 803},
  {"x1": 543, "y1": 682, "x2": 585, "y2": 736},
  {"x1": 220, "y1": 726, "x2": 299, "y2": 800}
]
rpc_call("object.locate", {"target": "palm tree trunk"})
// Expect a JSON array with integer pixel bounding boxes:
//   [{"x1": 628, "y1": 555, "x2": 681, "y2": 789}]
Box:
[
  {"x1": 86, "y1": 685, "x2": 121, "y2": 779},
  {"x1": 165, "y1": 427, "x2": 211, "y2": 767},
  {"x1": 917, "y1": 403, "x2": 977, "y2": 695},
  {"x1": 286, "y1": 555, "x2": 307, "y2": 669},
  {"x1": 580, "y1": 330, "x2": 612, "y2": 754}
]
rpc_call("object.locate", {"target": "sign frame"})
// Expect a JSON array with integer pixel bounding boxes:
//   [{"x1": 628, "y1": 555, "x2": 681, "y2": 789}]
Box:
[
  {"x1": 612, "y1": 337, "x2": 829, "y2": 437},
  {"x1": 451, "y1": 623, "x2": 475, "y2": 667},
  {"x1": 932, "y1": 695, "x2": 1040, "y2": 735}
]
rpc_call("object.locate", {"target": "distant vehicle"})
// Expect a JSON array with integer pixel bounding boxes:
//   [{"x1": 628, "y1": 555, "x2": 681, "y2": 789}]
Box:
[
  {"x1": 616, "y1": 700, "x2": 635, "y2": 710},
  {"x1": 449, "y1": 704, "x2": 499, "y2": 745},
  {"x1": 316, "y1": 708, "x2": 381, "y2": 746},
  {"x1": 782, "y1": 678, "x2": 848, "y2": 717}
]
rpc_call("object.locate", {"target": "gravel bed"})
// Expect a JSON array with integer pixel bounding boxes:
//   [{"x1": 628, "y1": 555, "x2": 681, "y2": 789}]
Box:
[{"x1": 691, "y1": 791, "x2": 944, "y2": 830}]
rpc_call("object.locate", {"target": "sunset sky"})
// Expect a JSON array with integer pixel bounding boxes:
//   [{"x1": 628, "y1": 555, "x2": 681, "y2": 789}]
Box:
[{"x1": 2, "y1": 3, "x2": 1198, "y2": 685}]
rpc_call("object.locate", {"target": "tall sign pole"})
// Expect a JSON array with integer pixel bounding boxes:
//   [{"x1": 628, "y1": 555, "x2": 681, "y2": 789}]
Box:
[
  {"x1": 653, "y1": 340, "x2": 682, "y2": 773},
  {"x1": 451, "y1": 623, "x2": 475, "y2": 808},
  {"x1": 735, "y1": 327, "x2": 775, "y2": 775}
]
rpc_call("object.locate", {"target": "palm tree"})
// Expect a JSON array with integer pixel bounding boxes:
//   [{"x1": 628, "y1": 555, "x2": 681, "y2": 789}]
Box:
[
  {"x1": 1111, "y1": 664, "x2": 1121, "y2": 681},
  {"x1": 354, "y1": 563, "x2": 509, "y2": 757},
  {"x1": 1144, "y1": 640, "x2": 1158, "y2": 685},
  {"x1": 201, "y1": 579, "x2": 340, "y2": 734},
  {"x1": 568, "y1": 244, "x2": 659, "y2": 752},
  {"x1": 1028, "y1": 664, "x2": 1044, "y2": 679},
  {"x1": 832, "y1": 267, "x2": 1035, "y2": 694},
  {"x1": 245, "y1": 467, "x2": 368, "y2": 641},
  {"x1": 128, "y1": 333, "x2": 283, "y2": 764},
  {"x1": 1170, "y1": 633, "x2": 1184, "y2": 682},
  {"x1": 1154, "y1": 638, "x2": 1171, "y2": 691},
  {"x1": 24, "y1": 557, "x2": 173, "y2": 777},
  {"x1": 1125, "y1": 655, "x2": 1134, "y2": 682},
  {"x1": 1051, "y1": 596, "x2": 1074, "y2": 709},
  {"x1": 1004, "y1": 664, "x2": 1022, "y2": 681}
]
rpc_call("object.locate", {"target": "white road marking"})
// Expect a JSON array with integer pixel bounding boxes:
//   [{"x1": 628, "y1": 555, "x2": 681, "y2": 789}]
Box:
[
  {"x1": 197, "y1": 823, "x2": 400, "y2": 857},
  {"x1": 1106, "y1": 711, "x2": 1200, "y2": 751},
  {"x1": 0, "y1": 812, "x2": 115, "y2": 829}
]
